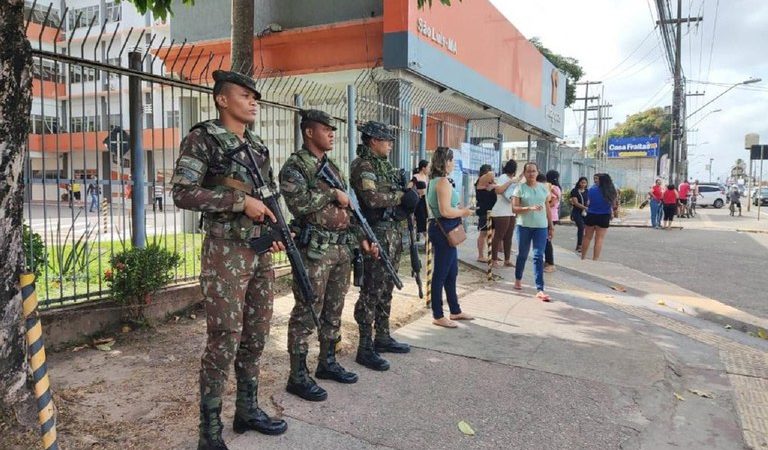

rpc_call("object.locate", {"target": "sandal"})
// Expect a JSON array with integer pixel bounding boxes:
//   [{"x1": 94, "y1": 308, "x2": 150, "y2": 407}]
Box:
[
  {"x1": 513, "y1": 281, "x2": 522, "y2": 290},
  {"x1": 543, "y1": 265, "x2": 556, "y2": 273},
  {"x1": 433, "y1": 317, "x2": 458, "y2": 328},
  {"x1": 536, "y1": 291, "x2": 551, "y2": 302},
  {"x1": 504, "y1": 261, "x2": 514, "y2": 267},
  {"x1": 476, "y1": 257, "x2": 489, "y2": 263},
  {"x1": 449, "y1": 312, "x2": 474, "y2": 321}
]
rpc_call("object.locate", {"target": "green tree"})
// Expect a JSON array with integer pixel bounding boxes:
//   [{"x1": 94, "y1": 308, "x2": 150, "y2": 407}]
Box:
[
  {"x1": 590, "y1": 107, "x2": 671, "y2": 159},
  {"x1": 529, "y1": 37, "x2": 584, "y2": 108}
]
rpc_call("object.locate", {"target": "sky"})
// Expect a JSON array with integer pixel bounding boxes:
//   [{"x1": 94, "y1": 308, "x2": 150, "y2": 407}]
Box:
[{"x1": 490, "y1": 0, "x2": 768, "y2": 183}]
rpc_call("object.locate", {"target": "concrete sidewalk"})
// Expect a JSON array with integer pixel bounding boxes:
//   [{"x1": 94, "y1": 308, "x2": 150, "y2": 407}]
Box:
[{"x1": 219, "y1": 233, "x2": 767, "y2": 450}]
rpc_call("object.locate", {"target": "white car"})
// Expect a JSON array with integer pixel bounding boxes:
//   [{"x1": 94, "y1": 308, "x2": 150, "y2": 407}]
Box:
[{"x1": 696, "y1": 184, "x2": 726, "y2": 208}]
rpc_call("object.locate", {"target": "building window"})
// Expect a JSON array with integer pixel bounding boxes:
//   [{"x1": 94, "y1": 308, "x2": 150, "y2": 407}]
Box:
[
  {"x1": 32, "y1": 59, "x2": 65, "y2": 84},
  {"x1": 24, "y1": 3, "x2": 61, "y2": 28},
  {"x1": 70, "y1": 116, "x2": 97, "y2": 133},
  {"x1": 165, "y1": 111, "x2": 180, "y2": 128},
  {"x1": 69, "y1": 66, "x2": 97, "y2": 84},
  {"x1": 69, "y1": 5, "x2": 99, "y2": 30},
  {"x1": 29, "y1": 115, "x2": 61, "y2": 134},
  {"x1": 104, "y1": 2, "x2": 121, "y2": 22}
]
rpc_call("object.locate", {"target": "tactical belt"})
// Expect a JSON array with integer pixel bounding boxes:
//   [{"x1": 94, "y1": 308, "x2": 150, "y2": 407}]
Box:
[
  {"x1": 203, "y1": 176, "x2": 253, "y2": 194},
  {"x1": 311, "y1": 228, "x2": 351, "y2": 245}
]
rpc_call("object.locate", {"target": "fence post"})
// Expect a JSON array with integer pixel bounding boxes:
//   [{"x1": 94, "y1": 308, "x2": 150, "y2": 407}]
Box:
[
  {"x1": 294, "y1": 93, "x2": 303, "y2": 153},
  {"x1": 129, "y1": 51, "x2": 146, "y2": 248},
  {"x1": 347, "y1": 85, "x2": 356, "y2": 171},
  {"x1": 419, "y1": 108, "x2": 427, "y2": 162}
]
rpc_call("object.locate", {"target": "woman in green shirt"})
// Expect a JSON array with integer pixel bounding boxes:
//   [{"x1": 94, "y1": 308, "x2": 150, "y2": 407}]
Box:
[
  {"x1": 511, "y1": 162, "x2": 554, "y2": 302},
  {"x1": 427, "y1": 147, "x2": 474, "y2": 328}
]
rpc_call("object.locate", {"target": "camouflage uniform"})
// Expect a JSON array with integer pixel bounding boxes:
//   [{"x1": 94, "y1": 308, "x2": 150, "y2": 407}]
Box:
[
  {"x1": 279, "y1": 110, "x2": 361, "y2": 401},
  {"x1": 172, "y1": 70, "x2": 286, "y2": 450}
]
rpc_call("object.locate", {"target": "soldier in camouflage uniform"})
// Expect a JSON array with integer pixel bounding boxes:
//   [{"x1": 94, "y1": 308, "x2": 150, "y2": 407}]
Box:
[
  {"x1": 171, "y1": 70, "x2": 287, "y2": 450},
  {"x1": 349, "y1": 121, "x2": 420, "y2": 371},
  {"x1": 279, "y1": 109, "x2": 377, "y2": 402}
]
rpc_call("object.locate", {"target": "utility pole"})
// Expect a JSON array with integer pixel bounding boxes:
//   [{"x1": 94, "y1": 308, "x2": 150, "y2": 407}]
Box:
[
  {"x1": 658, "y1": 0, "x2": 702, "y2": 183},
  {"x1": 574, "y1": 81, "x2": 601, "y2": 157},
  {"x1": 708, "y1": 158, "x2": 713, "y2": 182}
]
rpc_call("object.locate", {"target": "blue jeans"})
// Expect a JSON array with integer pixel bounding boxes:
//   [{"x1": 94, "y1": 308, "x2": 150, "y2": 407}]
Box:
[
  {"x1": 89, "y1": 194, "x2": 99, "y2": 212},
  {"x1": 650, "y1": 199, "x2": 662, "y2": 228},
  {"x1": 428, "y1": 219, "x2": 463, "y2": 319},
  {"x1": 515, "y1": 225, "x2": 548, "y2": 291}
]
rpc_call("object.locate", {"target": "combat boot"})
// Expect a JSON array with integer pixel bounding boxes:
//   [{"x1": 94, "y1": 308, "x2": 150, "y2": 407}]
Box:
[
  {"x1": 356, "y1": 326, "x2": 390, "y2": 371},
  {"x1": 198, "y1": 395, "x2": 229, "y2": 450},
  {"x1": 233, "y1": 378, "x2": 287, "y2": 435},
  {"x1": 374, "y1": 328, "x2": 411, "y2": 354},
  {"x1": 315, "y1": 339, "x2": 359, "y2": 383},
  {"x1": 286, "y1": 352, "x2": 328, "y2": 401}
]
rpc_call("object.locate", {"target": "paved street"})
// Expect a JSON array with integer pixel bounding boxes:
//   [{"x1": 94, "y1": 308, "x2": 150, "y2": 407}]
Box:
[{"x1": 554, "y1": 218, "x2": 768, "y2": 320}]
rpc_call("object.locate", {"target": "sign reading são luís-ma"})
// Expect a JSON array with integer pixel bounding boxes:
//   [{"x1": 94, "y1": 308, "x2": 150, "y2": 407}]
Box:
[{"x1": 607, "y1": 136, "x2": 660, "y2": 158}]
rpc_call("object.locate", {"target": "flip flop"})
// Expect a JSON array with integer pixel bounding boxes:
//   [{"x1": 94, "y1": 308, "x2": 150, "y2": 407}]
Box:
[
  {"x1": 536, "y1": 292, "x2": 551, "y2": 302},
  {"x1": 513, "y1": 281, "x2": 522, "y2": 290},
  {"x1": 504, "y1": 261, "x2": 514, "y2": 267},
  {"x1": 433, "y1": 318, "x2": 458, "y2": 328}
]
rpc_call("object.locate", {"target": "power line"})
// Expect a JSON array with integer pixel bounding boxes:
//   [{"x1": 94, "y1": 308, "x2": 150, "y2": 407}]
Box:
[
  {"x1": 704, "y1": 0, "x2": 720, "y2": 84},
  {"x1": 598, "y1": 27, "x2": 658, "y2": 80}
]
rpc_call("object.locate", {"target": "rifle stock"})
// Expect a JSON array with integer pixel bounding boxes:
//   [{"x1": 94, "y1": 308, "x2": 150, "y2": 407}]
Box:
[
  {"x1": 316, "y1": 161, "x2": 404, "y2": 290},
  {"x1": 226, "y1": 144, "x2": 320, "y2": 330}
]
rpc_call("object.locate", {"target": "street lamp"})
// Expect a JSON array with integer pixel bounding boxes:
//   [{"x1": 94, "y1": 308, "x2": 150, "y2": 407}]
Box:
[
  {"x1": 709, "y1": 158, "x2": 714, "y2": 182},
  {"x1": 687, "y1": 78, "x2": 762, "y2": 120}
]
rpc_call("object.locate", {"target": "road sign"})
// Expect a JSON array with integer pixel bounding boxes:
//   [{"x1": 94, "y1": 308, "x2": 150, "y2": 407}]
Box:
[{"x1": 750, "y1": 145, "x2": 768, "y2": 160}]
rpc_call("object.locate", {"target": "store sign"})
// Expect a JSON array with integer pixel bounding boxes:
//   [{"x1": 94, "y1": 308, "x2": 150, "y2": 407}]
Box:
[
  {"x1": 417, "y1": 18, "x2": 458, "y2": 55},
  {"x1": 607, "y1": 136, "x2": 660, "y2": 158}
]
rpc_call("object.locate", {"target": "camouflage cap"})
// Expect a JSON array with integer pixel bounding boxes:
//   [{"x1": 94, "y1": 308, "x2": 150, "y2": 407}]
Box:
[
  {"x1": 300, "y1": 109, "x2": 337, "y2": 131},
  {"x1": 212, "y1": 70, "x2": 262, "y2": 100},
  {"x1": 358, "y1": 121, "x2": 395, "y2": 141}
]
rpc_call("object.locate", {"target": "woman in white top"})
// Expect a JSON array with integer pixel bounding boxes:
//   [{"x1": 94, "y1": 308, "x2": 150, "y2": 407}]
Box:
[{"x1": 489, "y1": 160, "x2": 519, "y2": 267}]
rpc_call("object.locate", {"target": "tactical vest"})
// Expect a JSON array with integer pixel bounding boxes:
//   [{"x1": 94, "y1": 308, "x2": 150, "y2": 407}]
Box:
[
  {"x1": 192, "y1": 120, "x2": 273, "y2": 240},
  {"x1": 286, "y1": 148, "x2": 348, "y2": 231},
  {"x1": 353, "y1": 147, "x2": 401, "y2": 225}
]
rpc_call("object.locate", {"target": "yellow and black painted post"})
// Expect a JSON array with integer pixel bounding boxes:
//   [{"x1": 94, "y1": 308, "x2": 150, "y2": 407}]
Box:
[
  {"x1": 486, "y1": 212, "x2": 494, "y2": 281},
  {"x1": 101, "y1": 197, "x2": 109, "y2": 234},
  {"x1": 20, "y1": 273, "x2": 59, "y2": 450},
  {"x1": 425, "y1": 223, "x2": 433, "y2": 308}
]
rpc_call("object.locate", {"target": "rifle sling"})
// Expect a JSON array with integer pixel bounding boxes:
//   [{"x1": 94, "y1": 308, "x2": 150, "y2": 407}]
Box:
[{"x1": 203, "y1": 176, "x2": 254, "y2": 194}]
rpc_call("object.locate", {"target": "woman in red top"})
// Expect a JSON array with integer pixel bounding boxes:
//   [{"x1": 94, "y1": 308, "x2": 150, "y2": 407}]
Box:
[
  {"x1": 648, "y1": 179, "x2": 664, "y2": 229},
  {"x1": 662, "y1": 183, "x2": 678, "y2": 229}
]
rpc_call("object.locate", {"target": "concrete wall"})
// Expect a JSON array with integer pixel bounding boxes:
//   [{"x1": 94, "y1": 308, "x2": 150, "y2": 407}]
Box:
[
  {"x1": 171, "y1": 0, "x2": 382, "y2": 42},
  {"x1": 604, "y1": 158, "x2": 657, "y2": 200}
]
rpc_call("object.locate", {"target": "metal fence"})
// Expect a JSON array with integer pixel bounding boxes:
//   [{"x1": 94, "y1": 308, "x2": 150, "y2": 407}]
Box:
[{"x1": 22, "y1": 5, "x2": 629, "y2": 309}]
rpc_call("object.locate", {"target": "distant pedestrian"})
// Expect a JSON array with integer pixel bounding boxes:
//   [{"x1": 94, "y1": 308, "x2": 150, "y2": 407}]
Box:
[
  {"x1": 662, "y1": 183, "x2": 679, "y2": 228},
  {"x1": 87, "y1": 176, "x2": 101, "y2": 212},
  {"x1": 678, "y1": 179, "x2": 691, "y2": 218},
  {"x1": 427, "y1": 147, "x2": 474, "y2": 328},
  {"x1": 648, "y1": 178, "x2": 664, "y2": 229},
  {"x1": 729, "y1": 185, "x2": 742, "y2": 216},
  {"x1": 72, "y1": 179, "x2": 82, "y2": 207},
  {"x1": 474, "y1": 164, "x2": 497, "y2": 262},
  {"x1": 569, "y1": 177, "x2": 589, "y2": 253},
  {"x1": 544, "y1": 170, "x2": 561, "y2": 273},
  {"x1": 581, "y1": 173, "x2": 618, "y2": 260},
  {"x1": 489, "y1": 160, "x2": 519, "y2": 267},
  {"x1": 153, "y1": 182, "x2": 164, "y2": 212},
  {"x1": 512, "y1": 162, "x2": 554, "y2": 302}
]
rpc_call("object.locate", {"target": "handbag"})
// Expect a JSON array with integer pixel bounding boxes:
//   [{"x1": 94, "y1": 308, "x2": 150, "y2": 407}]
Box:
[{"x1": 434, "y1": 217, "x2": 467, "y2": 247}]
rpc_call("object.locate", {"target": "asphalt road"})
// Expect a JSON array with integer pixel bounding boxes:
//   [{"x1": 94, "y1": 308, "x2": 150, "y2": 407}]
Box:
[{"x1": 554, "y1": 224, "x2": 768, "y2": 320}]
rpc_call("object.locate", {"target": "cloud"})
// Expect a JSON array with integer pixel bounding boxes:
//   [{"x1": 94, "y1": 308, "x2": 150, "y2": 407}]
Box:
[{"x1": 489, "y1": 0, "x2": 768, "y2": 181}]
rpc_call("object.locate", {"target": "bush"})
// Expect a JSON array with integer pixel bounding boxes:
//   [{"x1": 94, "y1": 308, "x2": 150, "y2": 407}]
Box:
[
  {"x1": 105, "y1": 244, "x2": 181, "y2": 322},
  {"x1": 618, "y1": 188, "x2": 636, "y2": 206},
  {"x1": 23, "y1": 225, "x2": 46, "y2": 279}
]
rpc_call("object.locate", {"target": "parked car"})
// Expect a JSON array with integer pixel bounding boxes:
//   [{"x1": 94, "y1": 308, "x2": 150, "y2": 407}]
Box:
[
  {"x1": 753, "y1": 188, "x2": 768, "y2": 206},
  {"x1": 696, "y1": 183, "x2": 726, "y2": 208}
]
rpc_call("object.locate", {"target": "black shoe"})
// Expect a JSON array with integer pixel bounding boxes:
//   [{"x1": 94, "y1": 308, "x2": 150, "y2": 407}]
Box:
[
  {"x1": 375, "y1": 335, "x2": 411, "y2": 354},
  {"x1": 286, "y1": 353, "x2": 328, "y2": 401},
  {"x1": 198, "y1": 396, "x2": 229, "y2": 450},
  {"x1": 315, "y1": 339, "x2": 358, "y2": 384},
  {"x1": 233, "y1": 378, "x2": 287, "y2": 436}
]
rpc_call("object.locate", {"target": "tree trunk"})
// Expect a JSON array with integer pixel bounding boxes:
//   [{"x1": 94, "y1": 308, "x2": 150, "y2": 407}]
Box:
[
  {"x1": 0, "y1": 0, "x2": 36, "y2": 433},
  {"x1": 231, "y1": 0, "x2": 254, "y2": 76}
]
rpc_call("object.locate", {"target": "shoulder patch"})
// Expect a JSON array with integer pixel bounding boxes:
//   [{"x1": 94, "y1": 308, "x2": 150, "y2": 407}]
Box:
[
  {"x1": 361, "y1": 179, "x2": 376, "y2": 191},
  {"x1": 177, "y1": 155, "x2": 206, "y2": 174}
]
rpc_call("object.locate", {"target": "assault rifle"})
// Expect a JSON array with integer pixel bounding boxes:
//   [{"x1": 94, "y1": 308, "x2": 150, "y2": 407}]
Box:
[
  {"x1": 399, "y1": 170, "x2": 424, "y2": 298},
  {"x1": 225, "y1": 143, "x2": 320, "y2": 329},
  {"x1": 316, "y1": 160, "x2": 404, "y2": 290}
]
